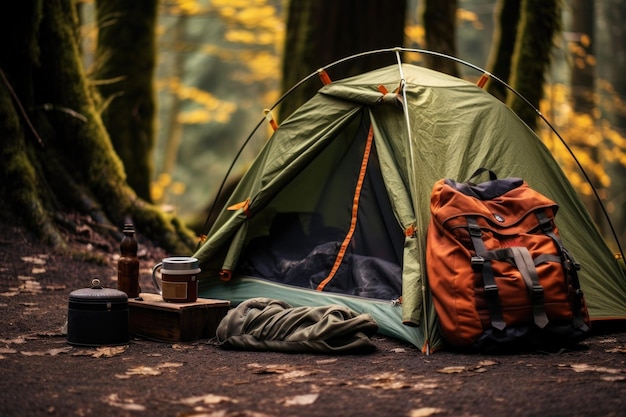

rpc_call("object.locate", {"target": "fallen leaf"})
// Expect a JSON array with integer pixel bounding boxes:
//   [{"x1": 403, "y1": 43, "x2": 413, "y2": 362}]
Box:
[
  {"x1": 172, "y1": 344, "x2": 195, "y2": 351},
  {"x1": 600, "y1": 375, "x2": 626, "y2": 382},
  {"x1": 605, "y1": 346, "x2": 626, "y2": 354},
  {"x1": 283, "y1": 393, "x2": 319, "y2": 406},
  {"x1": 44, "y1": 284, "x2": 66, "y2": 291},
  {"x1": 21, "y1": 255, "x2": 48, "y2": 265},
  {"x1": 278, "y1": 370, "x2": 317, "y2": 380},
  {"x1": 412, "y1": 381, "x2": 440, "y2": 390},
  {"x1": 0, "y1": 336, "x2": 27, "y2": 345},
  {"x1": 409, "y1": 407, "x2": 445, "y2": 417},
  {"x1": 103, "y1": 393, "x2": 146, "y2": 411},
  {"x1": 179, "y1": 394, "x2": 237, "y2": 406},
  {"x1": 20, "y1": 346, "x2": 72, "y2": 356},
  {"x1": 91, "y1": 345, "x2": 128, "y2": 358},
  {"x1": 247, "y1": 363, "x2": 295, "y2": 374},
  {"x1": 0, "y1": 348, "x2": 18, "y2": 354},
  {"x1": 437, "y1": 360, "x2": 498, "y2": 375},
  {"x1": 569, "y1": 363, "x2": 624, "y2": 374},
  {"x1": 158, "y1": 362, "x2": 184, "y2": 368},
  {"x1": 437, "y1": 366, "x2": 467, "y2": 374},
  {"x1": 364, "y1": 372, "x2": 412, "y2": 390},
  {"x1": 47, "y1": 347, "x2": 73, "y2": 356},
  {"x1": 125, "y1": 366, "x2": 162, "y2": 376}
]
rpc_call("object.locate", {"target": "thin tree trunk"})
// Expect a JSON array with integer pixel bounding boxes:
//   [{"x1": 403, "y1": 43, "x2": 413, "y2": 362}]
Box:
[
  {"x1": 485, "y1": 0, "x2": 521, "y2": 101},
  {"x1": 161, "y1": 15, "x2": 187, "y2": 178},
  {"x1": 570, "y1": 0, "x2": 595, "y2": 114},
  {"x1": 570, "y1": 0, "x2": 604, "y2": 226},
  {"x1": 420, "y1": 0, "x2": 460, "y2": 77},
  {"x1": 601, "y1": 0, "x2": 626, "y2": 247},
  {"x1": 280, "y1": 0, "x2": 406, "y2": 121},
  {"x1": 507, "y1": 0, "x2": 562, "y2": 131}
]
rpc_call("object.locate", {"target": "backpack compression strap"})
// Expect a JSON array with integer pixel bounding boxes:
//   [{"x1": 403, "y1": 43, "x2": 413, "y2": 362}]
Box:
[
  {"x1": 535, "y1": 211, "x2": 589, "y2": 332},
  {"x1": 467, "y1": 217, "x2": 506, "y2": 331},
  {"x1": 467, "y1": 217, "x2": 550, "y2": 330}
]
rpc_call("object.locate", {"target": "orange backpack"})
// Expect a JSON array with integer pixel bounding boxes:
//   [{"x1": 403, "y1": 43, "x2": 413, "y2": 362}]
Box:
[{"x1": 426, "y1": 169, "x2": 590, "y2": 352}]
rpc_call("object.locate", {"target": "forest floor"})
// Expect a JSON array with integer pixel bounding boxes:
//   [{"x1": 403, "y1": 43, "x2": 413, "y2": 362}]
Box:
[{"x1": 0, "y1": 215, "x2": 625, "y2": 417}]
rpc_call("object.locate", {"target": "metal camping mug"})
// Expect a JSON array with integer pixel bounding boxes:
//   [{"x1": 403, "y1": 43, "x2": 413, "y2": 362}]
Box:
[{"x1": 151, "y1": 257, "x2": 200, "y2": 302}]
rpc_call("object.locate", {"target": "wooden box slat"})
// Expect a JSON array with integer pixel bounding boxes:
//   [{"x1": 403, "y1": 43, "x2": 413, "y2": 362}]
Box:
[{"x1": 128, "y1": 293, "x2": 230, "y2": 342}]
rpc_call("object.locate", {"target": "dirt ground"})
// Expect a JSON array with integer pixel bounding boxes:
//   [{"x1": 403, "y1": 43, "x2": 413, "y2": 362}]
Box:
[{"x1": 1, "y1": 217, "x2": 625, "y2": 417}]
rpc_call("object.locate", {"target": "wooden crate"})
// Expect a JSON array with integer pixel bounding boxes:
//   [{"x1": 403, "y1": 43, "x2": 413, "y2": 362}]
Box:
[{"x1": 128, "y1": 293, "x2": 230, "y2": 342}]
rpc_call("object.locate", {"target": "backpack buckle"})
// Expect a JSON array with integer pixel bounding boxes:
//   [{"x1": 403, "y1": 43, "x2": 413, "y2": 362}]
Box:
[
  {"x1": 468, "y1": 224, "x2": 482, "y2": 237},
  {"x1": 484, "y1": 284, "x2": 498, "y2": 293},
  {"x1": 471, "y1": 256, "x2": 485, "y2": 271}
]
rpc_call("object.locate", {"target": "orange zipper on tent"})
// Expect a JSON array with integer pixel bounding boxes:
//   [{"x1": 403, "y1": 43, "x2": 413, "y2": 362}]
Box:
[{"x1": 316, "y1": 125, "x2": 375, "y2": 291}]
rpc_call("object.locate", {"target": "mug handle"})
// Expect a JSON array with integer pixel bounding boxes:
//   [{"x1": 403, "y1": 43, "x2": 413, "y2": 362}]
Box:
[{"x1": 151, "y1": 262, "x2": 163, "y2": 295}]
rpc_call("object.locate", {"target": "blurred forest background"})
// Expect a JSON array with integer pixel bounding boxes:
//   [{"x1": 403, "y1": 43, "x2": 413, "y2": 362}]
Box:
[{"x1": 79, "y1": 0, "x2": 626, "y2": 251}]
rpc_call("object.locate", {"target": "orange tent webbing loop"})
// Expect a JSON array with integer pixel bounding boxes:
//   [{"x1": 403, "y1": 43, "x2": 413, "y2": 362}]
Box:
[
  {"x1": 477, "y1": 73, "x2": 489, "y2": 88},
  {"x1": 227, "y1": 198, "x2": 251, "y2": 217},
  {"x1": 404, "y1": 224, "x2": 416, "y2": 237},
  {"x1": 264, "y1": 109, "x2": 279, "y2": 131},
  {"x1": 316, "y1": 125, "x2": 375, "y2": 292},
  {"x1": 219, "y1": 270, "x2": 232, "y2": 281},
  {"x1": 377, "y1": 84, "x2": 389, "y2": 94},
  {"x1": 198, "y1": 234, "x2": 207, "y2": 245},
  {"x1": 318, "y1": 69, "x2": 332, "y2": 85}
]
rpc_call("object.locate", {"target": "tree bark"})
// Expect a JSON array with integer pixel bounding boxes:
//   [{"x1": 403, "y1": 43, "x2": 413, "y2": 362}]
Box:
[
  {"x1": 600, "y1": 0, "x2": 626, "y2": 246},
  {"x1": 0, "y1": 0, "x2": 195, "y2": 254},
  {"x1": 485, "y1": 0, "x2": 521, "y2": 101},
  {"x1": 570, "y1": 0, "x2": 595, "y2": 114},
  {"x1": 420, "y1": 0, "x2": 460, "y2": 77},
  {"x1": 92, "y1": 0, "x2": 158, "y2": 202},
  {"x1": 280, "y1": 0, "x2": 406, "y2": 120},
  {"x1": 506, "y1": 0, "x2": 562, "y2": 131}
]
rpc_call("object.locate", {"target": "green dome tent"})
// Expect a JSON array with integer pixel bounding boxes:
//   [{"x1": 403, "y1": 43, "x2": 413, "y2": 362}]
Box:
[{"x1": 193, "y1": 59, "x2": 626, "y2": 353}]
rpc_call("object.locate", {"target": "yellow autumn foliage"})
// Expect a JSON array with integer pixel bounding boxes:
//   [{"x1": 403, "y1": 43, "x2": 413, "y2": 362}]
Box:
[{"x1": 539, "y1": 83, "x2": 626, "y2": 198}]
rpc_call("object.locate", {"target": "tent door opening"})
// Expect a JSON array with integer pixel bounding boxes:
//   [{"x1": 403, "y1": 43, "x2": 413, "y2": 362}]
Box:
[{"x1": 236, "y1": 110, "x2": 404, "y2": 301}]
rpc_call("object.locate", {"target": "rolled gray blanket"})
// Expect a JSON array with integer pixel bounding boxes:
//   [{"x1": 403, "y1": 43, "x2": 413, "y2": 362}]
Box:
[{"x1": 216, "y1": 298, "x2": 379, "y2": 353}]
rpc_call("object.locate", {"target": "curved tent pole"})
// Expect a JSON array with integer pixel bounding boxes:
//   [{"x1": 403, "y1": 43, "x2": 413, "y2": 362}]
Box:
[
  {"x1": 200, "y1": 47, "x2": 624, "y2": 264},
  {"x1": 392, "y1": 49, "x2": 433, "y2": 354}
]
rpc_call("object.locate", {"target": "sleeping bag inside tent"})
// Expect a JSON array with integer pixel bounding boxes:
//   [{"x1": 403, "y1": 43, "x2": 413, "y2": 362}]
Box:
[{"x1": 193, "y1": 63, "x2": 626, "y2": 353}]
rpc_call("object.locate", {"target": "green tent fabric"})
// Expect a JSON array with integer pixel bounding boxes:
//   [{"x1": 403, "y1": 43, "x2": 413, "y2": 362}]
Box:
[
  {"x1": 215, "y1": 297, "x2": 378, "y2": 353},
  {"x1": 194, "y1": 63, "x2": 626, "y2": 353}
]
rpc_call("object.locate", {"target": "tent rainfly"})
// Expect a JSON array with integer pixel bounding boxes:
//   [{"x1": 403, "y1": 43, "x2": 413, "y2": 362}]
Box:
[{"x1": 193, "y1": 61, "x2": 626, "y2": 353}]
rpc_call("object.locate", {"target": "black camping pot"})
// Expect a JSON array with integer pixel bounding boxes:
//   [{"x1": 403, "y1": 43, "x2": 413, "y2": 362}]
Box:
[{"x1": 67, "y1": 278, "x2": 129, "y2": 346}]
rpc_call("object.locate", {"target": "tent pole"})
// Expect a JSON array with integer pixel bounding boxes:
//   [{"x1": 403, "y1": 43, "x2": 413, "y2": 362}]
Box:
[{"x1": 393, "y1": 49, "x2": 431, "y2": 355}]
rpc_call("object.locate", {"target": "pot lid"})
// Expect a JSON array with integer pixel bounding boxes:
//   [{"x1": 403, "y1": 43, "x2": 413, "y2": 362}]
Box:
[{"x1": 69, "y1": 278, "x2": 128, "y2": 302}]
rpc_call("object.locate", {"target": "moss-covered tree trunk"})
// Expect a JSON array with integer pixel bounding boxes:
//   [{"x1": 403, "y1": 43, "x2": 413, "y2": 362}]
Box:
[
  {"x1": 506, "y1": 0, "x2": 562, "y2": 131},
  {"x1": 91, "y1": 0, "x2": 157, "y2": 202},
  {"x1": 420, "y1": 0, "x2": 460, "y2": 77},
  {"x1": 280, "y1": 0, "x2": 407, "y2": 120},
  {"x1": 0, "y1": 0, "x2": 195, "y2": 254}
]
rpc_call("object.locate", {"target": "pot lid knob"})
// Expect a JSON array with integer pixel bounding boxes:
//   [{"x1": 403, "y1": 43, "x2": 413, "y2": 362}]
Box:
[{"x1": 91, "y1": 278, "x2": 102, "y2": 289}]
